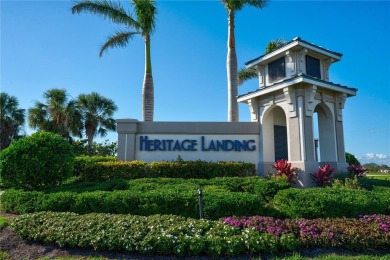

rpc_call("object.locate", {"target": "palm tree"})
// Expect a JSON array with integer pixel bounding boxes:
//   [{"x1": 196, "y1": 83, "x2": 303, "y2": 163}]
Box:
[
  {"x1": 0, "y1": 92, "x2": 25, "y2": 150},
  {"x1": 28, "y1": 89, "x2": 83, "y2": 142},
  {"x1": 264, "y1": 37, "x2": 287, "y2": 55},
  {"x1": 72, "y1": 0, "x2": 157, "y2": 122},
  {"x1": 77, "y1": 92, "x2": 117, "y2": 155},
  {"x1": 221, "y1": 0, "x2": 268, "y2": 122},
  {"x1": 238, "y1": 37, "x2": 286, "y2": 86}
]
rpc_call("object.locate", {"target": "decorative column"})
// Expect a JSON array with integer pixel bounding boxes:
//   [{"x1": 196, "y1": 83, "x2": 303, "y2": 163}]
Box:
[
  {"x1": 322, "y1": 58, "x2": 334, "y2": 81},
  {"x1": 283, "y1": 87, "x2": 300, "y2": 162},
  {"x1": 335, "y1": 93, "x2": 348, "y2": 171},
  {"x1": 247, "y1": 98, "x2": 259, "y2": 122},
  {"x1": 116, "y1": 119, "x2": 138, "y2": 161}
]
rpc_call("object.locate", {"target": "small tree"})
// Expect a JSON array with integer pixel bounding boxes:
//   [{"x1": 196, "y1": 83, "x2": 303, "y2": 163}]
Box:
[
  {"x1": 73, "y1": 139, "x2": 117, "y2": 156},
  {"x1": 345, "y1": 152, "x2": 360, "y2": 166},
  {"x1": 0, "y1": 132, "x2": 74, "y2": 189},
  {"x1": 0, "y1": 92, "x2": 25, "y2": 150},
  {"x1": 28, "y1": 89, "x2": 83, "y2": 143},
  {"x1": 77, "y1": 92, "x2": 117, "y2": 155}
]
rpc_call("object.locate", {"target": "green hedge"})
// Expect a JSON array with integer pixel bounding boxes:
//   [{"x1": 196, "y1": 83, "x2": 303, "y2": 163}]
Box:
[
  {"x1": 73, "y1": 156, "x2": 117, "y2": 177},
  {"x1": 43, "y1": 177, "x2": 290, "y2": 201},
  {"x1": 11, "y1": 212, "x2": 298, "y2": 256},
  {"x1": 78, "y1": 160, "x2": 257, "y2": 181},
  {"x1": 0, "y1": 177, "x2": 290, "y2": 219},
  {"x1": 272, "y1": 188, "x2": 390, "y2": 219},
  {"x1": 0, "y1": 188, "x2": 270, "y2": 220}
]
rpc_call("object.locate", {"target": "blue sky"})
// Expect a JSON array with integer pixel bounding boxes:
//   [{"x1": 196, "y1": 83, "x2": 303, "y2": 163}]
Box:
[{"x1": 1, "y1": 0, "x2": 390, "y2": 165}]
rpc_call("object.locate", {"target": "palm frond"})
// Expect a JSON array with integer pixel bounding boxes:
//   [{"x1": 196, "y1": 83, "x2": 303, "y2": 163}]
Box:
[
  {"x1": 99, "y1": 30, "x2": 139, "y2": 57},
  {"x1": 265, "y1": 37, "x2": 288, "y2": 54},
  {"x1": 238, "y1": 67, "x2": 257, "y2": 86},
  {"x1": 133, "y1": 0, "x2": 157, "y2": 35},
  {"x1": 247, "y1": 0, "x2": 269, "y2": 9},
  {"x1": 72, "y1": 0, "x2": 139, "y2": 29}
]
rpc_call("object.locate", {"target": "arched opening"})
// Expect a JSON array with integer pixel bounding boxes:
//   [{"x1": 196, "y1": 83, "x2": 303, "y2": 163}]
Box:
[
  {"x1": 262, "y1": 106, "x2": 288, "y2": 162},
  {"x1": 313, "y1": 103, "x2": 337, "y2": 162}
]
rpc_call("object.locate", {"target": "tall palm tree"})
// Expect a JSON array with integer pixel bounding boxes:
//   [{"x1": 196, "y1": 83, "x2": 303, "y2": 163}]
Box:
[
  {"x1": 28, "y1": 89, "x2": 83, "y2": 142},
  {"x1": 238, "y1": 37, "x2": 286, "y2": 86},
  {"x1": 77, "y1": 92, "x2": 117, "y2": 155},
  {"x1": 0, "y1": 92, "x2": 25, "y2": 150},
  {"x1": 221, "y1": 0, "x2": 268, "y2": 122},
  {"x1": 72, "y1": 0, "x2": 157, "y2": 121}
]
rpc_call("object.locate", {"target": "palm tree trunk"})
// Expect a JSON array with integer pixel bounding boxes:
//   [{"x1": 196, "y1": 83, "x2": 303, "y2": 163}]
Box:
[
  {"x1": 227, "y1": 9, "x2": 239, "y2": 122},
  {"x1": 142, "y1": 34, "x2": 154, "y2": 122},
  {"x1": 87, "y1": 135, "x2": 94, "y2": 156},
  {"x1": 86, "y1": 126, "x2": 94, "y2": 156}
]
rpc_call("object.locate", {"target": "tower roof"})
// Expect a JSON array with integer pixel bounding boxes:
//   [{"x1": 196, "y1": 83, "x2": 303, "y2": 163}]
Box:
[
  {"x1": 237, "y1": 73, "x2": 357, "y2": 103},
  {"x1": 245, "y1": 37, "x2": 343, "y2": 68}
]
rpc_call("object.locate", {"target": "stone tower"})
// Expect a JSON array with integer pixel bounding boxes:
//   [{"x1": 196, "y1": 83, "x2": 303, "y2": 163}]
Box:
[{"x1": 238, "y1": 37, "x2": 356, "y2": 187}]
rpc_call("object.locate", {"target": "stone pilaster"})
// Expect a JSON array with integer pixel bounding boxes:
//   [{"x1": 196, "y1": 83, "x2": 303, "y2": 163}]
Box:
[{"x1": 116, "y1": 119, "x2": 138, "y2": 161}]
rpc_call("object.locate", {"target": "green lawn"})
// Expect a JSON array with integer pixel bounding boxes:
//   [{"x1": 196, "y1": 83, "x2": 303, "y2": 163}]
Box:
[{"x1": 366, "y1": 174, "x2": 390, "y2": 180}]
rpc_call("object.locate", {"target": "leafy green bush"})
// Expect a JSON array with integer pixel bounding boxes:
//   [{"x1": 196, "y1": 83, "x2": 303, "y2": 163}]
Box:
[
  {"x1": 0, "y1": 132, "x2": 74, "y2": 189},
  {"x1": 272, "y1": 188, "x2": 390, "y2": 219},
  {"x1": 206, "y1": 176, "x2": 290, "y2": 202},
  {"x1": 80, "y1": 161, "x2": 148, "y2": 181},
  {"x1": 73, "y1": 155, "x2": 116, "y2": 177},
  {"x1": 80, "y1": 160, "x2": 257, "y2": 181},
  {"x1": 11, "y1": 212, "x2": 298, "y2": 256}
]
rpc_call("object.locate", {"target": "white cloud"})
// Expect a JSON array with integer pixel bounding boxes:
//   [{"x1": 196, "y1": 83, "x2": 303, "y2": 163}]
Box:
[{"x1": 359, "y1": 153, "x2": 390, "y2": 166}]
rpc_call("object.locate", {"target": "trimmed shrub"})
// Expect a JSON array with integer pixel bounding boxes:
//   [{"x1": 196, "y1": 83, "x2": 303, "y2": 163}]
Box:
[
  {"x1": 272, "y1": 188, "x2": 390, "y2": 219},
  {"x1": 80, "y1": 160, "x2": 257, "y2": 181},
  {"x1": 73, "y1": 155, "x2": 116, "y2": 177},
  {"x1": 206, "y1": 177, "x2": 291, "y2": 202},
  {"x1": 43, "y1": 176, "x2": 290, "y2": 199},
  {"x1": 11, "y1": 212, "x2": 298, "y2": 256},
  {"x1": 44, "y1": 179, "x2": 130, "y2": 193},
  {"x1": 80, "y1": 161, "x2": 148, "y2": 181},
  {"x1": 0, "y1": 132, "x2": 74, "y2": 189},
  {"x1": 0, "y1": 187, "x2": 268, "y2": 220}
]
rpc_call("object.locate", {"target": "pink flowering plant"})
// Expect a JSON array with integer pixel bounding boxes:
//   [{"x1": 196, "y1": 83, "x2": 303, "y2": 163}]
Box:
[
  {"x1": 272, "y1": 160, "x2": 298, "y2": 184},
  {"x1": 347, "y1": 164, "x2": 368, "y2": 178},
  {"x1": 221, "y1": 214, "x2": 390, "y2": 250},
  {"x1": 311, "y1": 164, "x2": 336, "y2": 187}
]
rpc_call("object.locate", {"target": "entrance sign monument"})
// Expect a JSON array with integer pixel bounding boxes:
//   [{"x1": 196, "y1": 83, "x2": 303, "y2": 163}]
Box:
[{"x1": 117, "y1": 37, "x2": 357, "y2": 187}]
